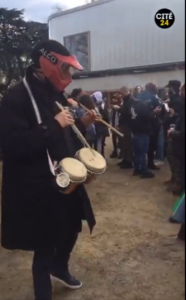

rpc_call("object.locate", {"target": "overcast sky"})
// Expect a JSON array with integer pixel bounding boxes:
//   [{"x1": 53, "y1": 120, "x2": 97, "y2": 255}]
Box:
[{"x1": 0, "y1": 0, "x2": 86, "y2": 22}]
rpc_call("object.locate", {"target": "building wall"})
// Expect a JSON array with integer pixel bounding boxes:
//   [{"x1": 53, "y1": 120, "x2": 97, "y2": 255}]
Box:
[
  {"x1": 49, "y1": 0, "x2": 185, "y2": 71},
  {"x1": 65, "y1": 70, "x2": 185, "y2": 93}
]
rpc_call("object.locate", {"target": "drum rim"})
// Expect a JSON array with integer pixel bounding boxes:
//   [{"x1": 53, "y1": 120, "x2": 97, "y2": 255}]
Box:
[
  {"x1": 56, "y1": 171, "x2": 87, "y2": 186},
  {"x1": 56, "y1": 172, "x2": 71, "y2": 188},
  {"x1": 75, "y1": 150, "x2": 107, "y2": 175},
  {"x1": 58, "y1": 157, "x2": 88, "y2": 183}
]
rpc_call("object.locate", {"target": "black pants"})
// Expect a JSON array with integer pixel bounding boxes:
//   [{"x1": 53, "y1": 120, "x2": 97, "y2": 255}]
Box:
[
  {"x1": 94, "y1": 137, "x2": 105, "y2": 157},
  {"x1": 32, "y1": 233, "x2": 78, "y2": 300},
  {"x1": 112, "y1": 133, "x2": 118, "y2": 153},
  {"x1": 148, "y1": 133, "x2": 159, "y2": 166}
]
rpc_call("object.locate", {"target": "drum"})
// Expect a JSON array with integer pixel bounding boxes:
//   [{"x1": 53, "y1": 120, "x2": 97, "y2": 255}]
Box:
[
  {"x1": 76, "y1": 148, "x2": 106, "y2": 183},
  {"x1": 55, "y1": 157, "x2": 87, "y2": 194}
]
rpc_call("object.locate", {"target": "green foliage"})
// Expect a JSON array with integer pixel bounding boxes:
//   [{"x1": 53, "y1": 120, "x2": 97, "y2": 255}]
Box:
[{"x1": 0, "y1": 7, "x2": 48, "y2": 83}]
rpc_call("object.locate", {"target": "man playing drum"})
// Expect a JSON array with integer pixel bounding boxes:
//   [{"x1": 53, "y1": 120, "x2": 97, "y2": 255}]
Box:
[{"x1": 0, "y1": 40, "x2": 97, "y2": 300}]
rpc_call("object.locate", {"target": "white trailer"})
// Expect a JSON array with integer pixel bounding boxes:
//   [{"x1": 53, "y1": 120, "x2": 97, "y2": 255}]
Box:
[{"x1": 48, "y1": 0, "x2": 185, "y2": 93}]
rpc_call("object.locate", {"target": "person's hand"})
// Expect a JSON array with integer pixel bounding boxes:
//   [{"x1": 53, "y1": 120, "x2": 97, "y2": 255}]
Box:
[
  {"x1": 167, "y1": 128, "x2": 174, "y2": 138},
  {"x1": 80, "y1": 110, "x2": 97, "y2": 127},
  {"x1": 67, "y1": 98, "x2": 78, "y2": 107},
  {"x1": 55, "y1": 110, "x2": 75, "y2": 128},
  {"x1": 154, "y1": 106, "x2": 162, "y2": 114},
  {"x1": 169, "y1": 108, "x2": 175, "y2": 117}
]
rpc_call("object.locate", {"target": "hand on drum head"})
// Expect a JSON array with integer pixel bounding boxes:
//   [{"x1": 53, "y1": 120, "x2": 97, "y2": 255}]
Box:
[
  {"x1": 80, "y1": 110, "x2": 98, "y2": 127},
  {"x1": 55, "y1": 110, "x2": 75, "y2": 128}
]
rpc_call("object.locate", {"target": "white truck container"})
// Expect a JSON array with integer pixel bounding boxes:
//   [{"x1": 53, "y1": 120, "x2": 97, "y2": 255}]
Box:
[{"x1": 48, "y1": 0, "x2": 185, "y2": 92}]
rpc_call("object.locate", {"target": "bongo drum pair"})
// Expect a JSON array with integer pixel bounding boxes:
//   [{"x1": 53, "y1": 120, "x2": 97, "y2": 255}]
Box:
[
  {"x1": 22, "y1": 78, "x2": 107, "y2": 196},
  {"x1": 56, "y1": 148, "x2": 106, "y2": 194}
]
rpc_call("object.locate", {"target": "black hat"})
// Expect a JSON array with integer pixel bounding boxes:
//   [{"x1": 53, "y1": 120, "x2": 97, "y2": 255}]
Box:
[
  {"x1": 165, "y1": 80, "x2": 181, "y2": 88},
  {"x1": 31, "y1": 40, "x2": 70, "y2": 62},
  {"x1": 30, "y1": 39, "x2": 83, "y2": 70}
]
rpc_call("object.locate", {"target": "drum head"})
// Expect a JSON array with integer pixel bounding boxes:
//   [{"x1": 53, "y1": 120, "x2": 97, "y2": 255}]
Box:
[
  {"x1": 77, "y1": 148, "x2": 106, "y2": 174},
  {"x1": 59, "y1": 157, "x2": 87, "y2": 182}
]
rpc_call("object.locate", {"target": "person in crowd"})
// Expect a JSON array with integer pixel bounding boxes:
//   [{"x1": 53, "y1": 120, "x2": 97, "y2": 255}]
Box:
[
  {"x1": 162, "y1": 89, "x2": 169, "y2": 102},
  {"x1": 110, "y1": 93, "x2": 122, "y2": 158},
  {"x1": 130, "y1": 98, "x2": 162, "y2": 178},
  {"x1": 92, "y1": 91, "x2": 109, "y2": 157},
  {"x1": 132, "y1": 86, "x2": 143, "y2": 98},
  {"x1": 166, "y1": 80, "x2": 183, "y2": 114},
  {"x1": 166, "y1": 83, "x2": 185, "y2": 196},
  {"x1": 0, "y1": 40, "x2": 97, "y2": 300},
  {"x1": 118, "y1": 86, "x2": 134, "y2": 169},
  {"x1": 70, "y1": 87, "x2": 82, "y2": 100},
  {"x1": 137, "y1": 83, "x2": 162, "y2": 170},
  {"x1": 155, "y1": 97, "x2": 167, "y2": 163},
  {"x1": 0, "y1": 83, "x2": 7, "y2": 100},
  {"x1": 163, "y1": 80, "x2": 184, "y2": 194},
  {"x1": 75, "y1": 92, "x2": 97, "y2": 147}
]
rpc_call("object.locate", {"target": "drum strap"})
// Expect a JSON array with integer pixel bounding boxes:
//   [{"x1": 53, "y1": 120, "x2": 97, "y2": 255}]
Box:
[{"x1": 23, "y1": 77, "x2": 57, "y2": 176}]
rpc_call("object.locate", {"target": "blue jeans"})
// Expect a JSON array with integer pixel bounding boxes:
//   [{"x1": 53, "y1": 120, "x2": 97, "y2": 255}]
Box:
[
  {"x1": 156, "y1": 126, "x2": 164, "y2": 160},
  {"x1": 133, "y1": 134, "x2": 149, "y2": 173}
]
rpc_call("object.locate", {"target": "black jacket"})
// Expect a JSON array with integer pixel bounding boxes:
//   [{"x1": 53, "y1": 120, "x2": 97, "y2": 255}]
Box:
[
  {"x1": 95, "y1": 106, "x2": 109, "y2": 138},
  {"x1": 164, "y1": 93, "x2": 183, "y2": 132},
  {"x1": 0, "y1": 67, "x2": 96, "y2": 251},
  {"x1": 169, "y1": 109, "x2": 185, "y2": 159},
  {"x1": 119, "y1": 94, "x2": 134, "y2": 128},
  {"x1": 169, "y1": 93, "x2": 184, "y2": 116},
  {"x1": 130, "y1": 100, "x2": 155, "y2": 135}
]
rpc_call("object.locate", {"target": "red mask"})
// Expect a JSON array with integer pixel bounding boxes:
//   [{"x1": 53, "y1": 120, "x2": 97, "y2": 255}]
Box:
[{"x1": 39, "y1": 50, "x2": 83, "y2": 91}]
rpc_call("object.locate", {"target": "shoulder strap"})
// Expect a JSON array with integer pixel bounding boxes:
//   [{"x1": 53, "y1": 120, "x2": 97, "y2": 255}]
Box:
[{"x1": 23, "y1": 77, "x2": 56, "y2": 175}]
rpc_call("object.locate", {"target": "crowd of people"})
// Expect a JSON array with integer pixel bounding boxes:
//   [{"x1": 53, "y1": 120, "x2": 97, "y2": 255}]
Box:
[
  {"x1": 68, "y1": 81, "x2": 185, "y2": 241},
  {"x1": 0, "y1": 39, "x2": 185, "y2": 300},
  {"x1": 69, "y1": 82, "x2": 185, "y2": 186}
]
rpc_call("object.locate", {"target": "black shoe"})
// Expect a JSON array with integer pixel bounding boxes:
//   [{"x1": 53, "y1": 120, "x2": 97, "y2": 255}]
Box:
[
  {"x1": 140, "y1": 171, "x2": 155, "y2": 179},
  {"x1": 133, "y1": 169, "x2": 142, "y2": 176},
  {"x1": 50, "y1": 271, "x2": 82, "y2": 290},
  {"x1": 148, "y1": 164, "x2": 160, "y2": 170},
  {"x1": 178, "y1": 224, "x2": 185, "y2": 241},
  {"x1": 117, "y1": 160, "x2": 126, "y2": 166},
  {"x1": 120, "y1": 162, "x2": 133, "y2": 169},
  {"x1": 110, "y1": 151, "x2": 117, "y2": 158},
  {"x1": 169, "y1": 216, "x2": 180, "y2": 224},
  {"x1": 173, "y1": 190, "x2": 183, "y2": 196}
]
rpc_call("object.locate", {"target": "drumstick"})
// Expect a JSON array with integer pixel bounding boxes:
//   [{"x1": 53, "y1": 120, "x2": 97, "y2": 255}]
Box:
[
  {"x1": 55, "y1": 101, "x2": 95, "y2": 156},
  {"x1": 78, "y1": 103, "x2": 124, "y2": 138}
]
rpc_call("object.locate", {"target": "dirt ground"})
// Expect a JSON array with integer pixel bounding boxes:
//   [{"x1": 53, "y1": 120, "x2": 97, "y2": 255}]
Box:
[{"x1": 0, "y1": 138, "x2": 185, "y2": 300}]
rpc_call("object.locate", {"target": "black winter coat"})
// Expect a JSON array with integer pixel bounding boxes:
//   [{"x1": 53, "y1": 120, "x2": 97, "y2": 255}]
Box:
[
  {"x1": 94, "y1": 106, "x2": 109, "y2": 138},
  {"x1": 0, "y1": 67, "x2": 96, "y2": 251},
  {"x1": 119, "y1": 94, "x2": 135, "y2": 128}
]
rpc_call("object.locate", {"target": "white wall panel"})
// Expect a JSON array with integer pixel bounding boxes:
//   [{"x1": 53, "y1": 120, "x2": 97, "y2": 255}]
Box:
[{"x1": 49, "y1": 0, "x2": 185, "y2": 71}]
